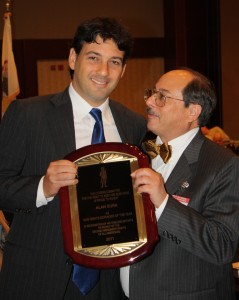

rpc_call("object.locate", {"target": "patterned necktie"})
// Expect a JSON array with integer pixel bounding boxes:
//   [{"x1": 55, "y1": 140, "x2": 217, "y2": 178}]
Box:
[
  {"x1": 72, "y1": 108, "x2": 104, "y2": 295},
  {"x1": 90, "y1": 108, "x2": 106, "y2": 144},
  {"x1": 143, "y1": 139, "x2": 172, "y2": 163}
]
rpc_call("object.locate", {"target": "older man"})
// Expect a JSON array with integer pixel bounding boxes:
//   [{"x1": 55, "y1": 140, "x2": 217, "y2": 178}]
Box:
[{"x1": 119, "y1": 68, "x2": 239, "y2": 300}]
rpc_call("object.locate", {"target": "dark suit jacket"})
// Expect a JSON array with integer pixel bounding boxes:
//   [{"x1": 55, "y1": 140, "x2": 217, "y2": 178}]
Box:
[
  {"x1": 119, "y1": 131, "x2": 239, "y2": 300},
  {"x1": 0, "y1": 88, "x2": 147, "y2": 300}
]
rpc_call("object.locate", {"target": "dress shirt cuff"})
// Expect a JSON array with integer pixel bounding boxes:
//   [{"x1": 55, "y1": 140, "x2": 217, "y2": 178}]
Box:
[
  {"x1": 155, "y1": 194, "x2": 169, "y2": 221},
  {"x1": 36, "y1": 176, "x2": 54, "y2": 208}
]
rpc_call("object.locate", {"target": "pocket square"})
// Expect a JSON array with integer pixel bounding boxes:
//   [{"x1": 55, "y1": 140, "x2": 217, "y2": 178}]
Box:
[{"x1": 173, "y1": 195, "x2": 190, "y2": 206}]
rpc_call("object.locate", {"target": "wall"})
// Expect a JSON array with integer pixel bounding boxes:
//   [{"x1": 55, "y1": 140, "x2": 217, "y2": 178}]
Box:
[
  {"x1": 2, "y1": 0, "x2": 238, "y2": 139},
  {"x1": 1, "y1": 0, "x2": 163, "y2": 39},
  {"x1": 220, "y1": 0, "x2": 239, "y2": 139},
  {"x1": 1, "y1": 0, "x2": 165, "y2": 117}
]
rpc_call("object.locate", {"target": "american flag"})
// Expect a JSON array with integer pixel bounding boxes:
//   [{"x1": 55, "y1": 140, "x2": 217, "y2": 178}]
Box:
[{"x1": 1, "y1": 12, "x2": 20, "y2": 117}]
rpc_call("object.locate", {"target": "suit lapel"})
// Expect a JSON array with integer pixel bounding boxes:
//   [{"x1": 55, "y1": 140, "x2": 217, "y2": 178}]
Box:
[
  {"x1": 166, "y1": 131, "x2": 205, "y2": 197},
  {"x1": 165, "y1": 155, "x2": 192, "y2": 195},
  {"x1": 46, "y1": 89, "x2": 76, "y2": 159},
  {"x1": 109, "y1": 100, "x2": 130, "y2": 143}
]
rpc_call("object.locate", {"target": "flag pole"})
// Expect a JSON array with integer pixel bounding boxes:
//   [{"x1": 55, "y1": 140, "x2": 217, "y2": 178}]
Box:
[
  {"x1": 1, "y1": 0, "x2": 11, "y2": 118},
  {"x1": 4, "y1": 1, "x2": 11, "y2": 22},
  {"x1": 5, "y1": 0, "x2": 11, "y2": 12}
]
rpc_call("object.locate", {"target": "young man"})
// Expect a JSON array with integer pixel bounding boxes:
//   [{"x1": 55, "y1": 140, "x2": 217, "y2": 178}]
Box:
[
  {"x1": 119, "y1": 68, "x2": 239, "y2": 300},
  {"x1": 0, "y1": 17, "x2": 147, "y2": 300}
]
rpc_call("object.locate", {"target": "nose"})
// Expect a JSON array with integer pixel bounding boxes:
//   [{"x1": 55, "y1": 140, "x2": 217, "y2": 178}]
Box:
[
  {"x1": 145, "y1": 94, "x2": 156, "y2": 107},
  {"x1": 98, "y1": 61, "x2": 109, "y2": 76}
]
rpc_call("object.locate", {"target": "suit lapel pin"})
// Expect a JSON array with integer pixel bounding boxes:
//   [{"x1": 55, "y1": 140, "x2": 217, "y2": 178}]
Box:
[{"x1": 181, "y1": 181, "x2": 189, "y2": 189}]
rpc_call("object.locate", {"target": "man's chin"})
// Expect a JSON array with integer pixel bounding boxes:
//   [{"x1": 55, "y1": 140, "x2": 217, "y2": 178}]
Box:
[{"x1": 147, "y1": 121, "x2": 157, "y2": 133}]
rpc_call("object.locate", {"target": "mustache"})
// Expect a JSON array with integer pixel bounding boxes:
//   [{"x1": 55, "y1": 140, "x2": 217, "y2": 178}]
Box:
[{"x1": 146, "y1": 107, "x2": 160, "y2": 118}]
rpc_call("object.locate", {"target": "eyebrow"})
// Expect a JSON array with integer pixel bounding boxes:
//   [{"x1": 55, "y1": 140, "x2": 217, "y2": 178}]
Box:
[
  {"x1": 156, "y1": 88, "x2": 170, "y2": 93},
  {"x1": 85, "y1": 51, "x2": 101, "y2": 56},
  {"x1": 111, "y1": 56, "x2": 123, "y2": 62},
  {"x1": 85, "y1": 51, "x2": 123, "y2": 62}
]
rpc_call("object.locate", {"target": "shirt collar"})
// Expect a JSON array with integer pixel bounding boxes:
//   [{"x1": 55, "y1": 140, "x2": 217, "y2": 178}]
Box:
[
  {"x1": 156, "y1": 127, "x2": 199, "y2": 157},
  {"x1": 69, "y1": 83, "x2": 110, "y2": 121}
]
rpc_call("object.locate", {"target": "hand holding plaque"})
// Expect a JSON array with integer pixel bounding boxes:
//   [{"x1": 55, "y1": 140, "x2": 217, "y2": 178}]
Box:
[{"x1": 59, "y1": 143, "x2": 159, "y2": 269}]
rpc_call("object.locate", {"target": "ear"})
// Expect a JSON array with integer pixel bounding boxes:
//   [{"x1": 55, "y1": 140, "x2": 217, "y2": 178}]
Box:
[
  {"x1": 120, "y1": 64, "x2": 127, "y2": 78},
  {"x1": 69, "y1": 48, "x2": 77, "y2": 70},
  {"x1": 188, "y1": 104, "x2": 202, "y2": 122}
]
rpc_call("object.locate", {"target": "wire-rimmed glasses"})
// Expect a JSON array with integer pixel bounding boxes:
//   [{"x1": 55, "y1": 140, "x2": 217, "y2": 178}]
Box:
[{"x1": 144, "y1": 88, "x2": 185, "y2": 107}]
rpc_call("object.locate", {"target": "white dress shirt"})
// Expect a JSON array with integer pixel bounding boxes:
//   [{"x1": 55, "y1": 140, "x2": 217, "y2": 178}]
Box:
[
  {"x1": 69, "y1": 84, "x2": 121, "y2": 149},
  {"x1": 36, "y1": 83, "x2": 122, "y2": 207},
  {"x1": 120, "y1": 127, "x2": 200, "y2": 297}
]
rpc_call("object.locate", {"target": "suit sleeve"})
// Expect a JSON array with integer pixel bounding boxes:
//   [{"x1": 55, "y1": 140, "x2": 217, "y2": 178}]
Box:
[
  {"x1": 158, "y1": 155, "x2": 239, "y2": 265},
  {"x1": 0, "y1": 101, "x2": 41, "y2": 213}
]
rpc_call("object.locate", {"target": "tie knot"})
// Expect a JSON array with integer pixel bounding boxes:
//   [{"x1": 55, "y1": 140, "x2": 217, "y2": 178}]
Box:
[
  {"x1": 143, "y1": 139, "x2": 172, "y2": 163},
  {"x1": 90, "y1": 108, "x2": 102, "y2": 122}
]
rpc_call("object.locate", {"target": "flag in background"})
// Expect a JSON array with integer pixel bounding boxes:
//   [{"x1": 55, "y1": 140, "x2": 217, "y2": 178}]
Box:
[{"x1": 1, "y1": 12, "x2": 20, "y2": 117}]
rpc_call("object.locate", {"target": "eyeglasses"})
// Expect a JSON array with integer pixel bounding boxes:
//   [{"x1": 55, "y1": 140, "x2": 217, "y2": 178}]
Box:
[{"x1": 144, "y1": 88, "x2": 185, "y2": 107}]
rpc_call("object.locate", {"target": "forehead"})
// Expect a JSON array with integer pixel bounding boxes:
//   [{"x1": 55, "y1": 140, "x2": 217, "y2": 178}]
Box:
[
  {"x1": 81, "y1": 35, "x2": 123, "y2": 56},
  {"x1": 157, "y1": 70, "x2": 194, "y2": 93}
]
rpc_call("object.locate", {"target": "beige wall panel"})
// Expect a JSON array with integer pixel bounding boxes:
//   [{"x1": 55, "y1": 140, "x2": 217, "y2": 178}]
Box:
[
  {"x1": 37, "y1": 58, "x2": 164, "y2": 118},
  {"x1": 110, "y1": 58, "x2": 164, "y2": 117}
]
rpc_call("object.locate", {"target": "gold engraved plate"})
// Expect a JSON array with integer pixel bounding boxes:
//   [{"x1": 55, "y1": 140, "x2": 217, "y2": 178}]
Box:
[{"x1": 60, "y1": 143, "x2": 159, "y2": 269}]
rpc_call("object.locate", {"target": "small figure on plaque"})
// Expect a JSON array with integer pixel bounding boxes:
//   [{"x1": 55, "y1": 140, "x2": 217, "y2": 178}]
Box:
[{"x1": 99, "y1": 166, "x2": 108, "y2": 188}]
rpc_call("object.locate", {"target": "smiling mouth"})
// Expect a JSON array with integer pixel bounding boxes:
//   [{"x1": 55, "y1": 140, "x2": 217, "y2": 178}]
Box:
[{"x1": 91, "y1": 77, "x2": 108, "y2": 86}]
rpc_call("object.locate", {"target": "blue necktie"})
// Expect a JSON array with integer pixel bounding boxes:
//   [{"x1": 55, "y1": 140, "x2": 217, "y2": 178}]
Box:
[
  {"x1": 90, "y1": 108, "x2": 106, "y2": 144},
  {"x1": 72, "y1": 265, "x2": 100, "y2": 295},
  {"x1": 72, "y1": 108, "x2": 105, "y2": 295}
]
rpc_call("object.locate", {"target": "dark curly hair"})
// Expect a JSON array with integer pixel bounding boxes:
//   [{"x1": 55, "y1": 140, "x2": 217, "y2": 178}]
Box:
[{"x1": 69, "y1": 17, "x2": 133, "y2": 77}]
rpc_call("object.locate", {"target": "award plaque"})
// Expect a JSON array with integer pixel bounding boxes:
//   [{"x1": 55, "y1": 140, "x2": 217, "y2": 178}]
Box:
[{"x1": 59, "y1": 142, "x2": 159, "y2": 269}]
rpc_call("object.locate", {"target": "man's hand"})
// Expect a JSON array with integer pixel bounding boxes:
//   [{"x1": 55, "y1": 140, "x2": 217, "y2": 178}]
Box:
[
  {"x1": 43, "y1": 160, "x2": 78, "y2": 198},
  {"x1": 131, "y1": 168, "x2": 167, "y2": 208}
]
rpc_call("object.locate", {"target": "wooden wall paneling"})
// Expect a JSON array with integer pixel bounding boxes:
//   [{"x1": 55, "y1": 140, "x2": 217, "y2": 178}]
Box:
[
  {"x1": 19, "y1": 39, "x2": 71, "y2": 98},
  {"x1": 110, "y1": 57, "x2": 165, "y2": 117},
  {"x1": 11, "y1": 38, "x2": 164, "y2": 100},
  {"x1": 0, "y1": 38, "x2": 165, "y2": 118}
]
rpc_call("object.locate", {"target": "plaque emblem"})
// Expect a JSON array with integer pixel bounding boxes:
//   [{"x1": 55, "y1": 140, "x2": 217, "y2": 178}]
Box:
[{"x1": 60, "y1": 143, "x2": 159, "y2": 268}]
